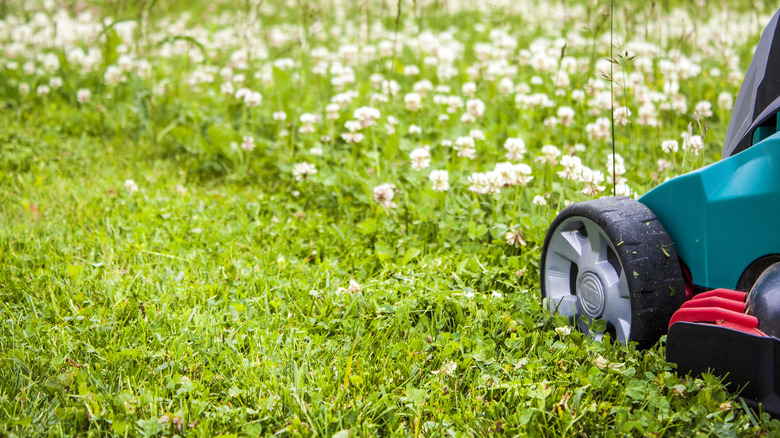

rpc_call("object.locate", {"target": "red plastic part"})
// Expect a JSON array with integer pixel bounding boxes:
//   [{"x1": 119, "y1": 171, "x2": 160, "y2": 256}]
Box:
[
  {"x1": 668, "y1": 289, "x2": 767, "y2": 337},
  {"x1": 680, "y1": 262, "x2": 695, "y2": 300}
]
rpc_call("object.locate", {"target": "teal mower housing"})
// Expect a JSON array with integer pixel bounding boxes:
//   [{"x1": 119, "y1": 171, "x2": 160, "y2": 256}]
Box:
[{"x1": 640, "y1": 130, "x2": 780, "y2": 292}]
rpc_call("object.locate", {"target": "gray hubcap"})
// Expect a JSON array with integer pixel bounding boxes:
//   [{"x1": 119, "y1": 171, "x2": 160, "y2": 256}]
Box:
[
  {"x1": 577, "y1": 272, "x2": 606, "y2": 317},
  {"x1": 543, "y1": 216, "x2": 632, "y2": 343}
]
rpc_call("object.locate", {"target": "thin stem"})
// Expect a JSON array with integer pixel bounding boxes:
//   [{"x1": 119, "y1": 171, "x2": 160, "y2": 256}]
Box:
[{"x1": 609, "y1": 0, "x2": 616, "y2": 196}]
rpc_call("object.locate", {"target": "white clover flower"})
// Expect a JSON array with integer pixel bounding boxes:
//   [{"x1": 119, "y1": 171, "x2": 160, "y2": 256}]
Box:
[
  {"x1": 273, "y1": 111, "x2": 287, "y2": 121},
  {"x1": 310, "y1": 147, "x2": 323, "y2": 156},
  {"x1": 466, "y1": 98, "x2": 485, "y2": 117},
  {"x1": 493, "y1": 162, "x2": 516, "y2": 187},
  {"x1": 558, "y1": 155, "x2": 583, "y2": 180},
  {"x1": 326, "y1": 104, "x2": 340, "y2": 119},
  {"x1": 455, "y1": 136, "x2": 477, "y2": 159},
  {"x1": 586, "y1": 117, "x2": 611, "y2": 140},
  {"x1": 637, "y1": 103, "x2": 659, "y2": 127},
  {"x1": 504, "y1": 137, "x2": 526, "y2": 161},
  {"x1": 556, "y1": 106, "x2": 575, "y2": 126},
  {"x1": 483, "y1": 171, "x2": 502, "y2": 194},
  {"x1": 354, "y1": 106, "x2": 380, "y2": 127},
  {"x1": 77, "y1": 88, "x2": 91, "y2": 103},
  {"x1": 49, "y1": 76, "x2": 63, "y2": 89},
  {"x1": 469, "y1": 129, "x2": 486, "y2": 141},
  {"x1": 23, "y1": 61, "x2": 35, "y2": 75},
  {"x1": 615, "y1": 182, "x2": 632, "y2": 197},
  {"x1": 373, "y1": 183, "x2": 396, "y2": 208},
  {"x1": 345, "y1": 120, "x2": 362, "y2": 132},
  {"x1": 124, "y1": 179, "x2": 139, "y2": 193},
  {"x1": 117, "y1": 54, "x2": 134, "y2": 72},
  {"x1": 670, "y1": 94, "x2": 688, "y2": 115},
  {"x1": 381, "y1": 79, "x2": 400, "y2": 96},
  {"x1": 695, "y1": 100, "x2": 713, "y2": 117},
  {"x1": 505, "y1": 227, "x2": 526, "y2": 247},
  {"x1": 581, "y1": 168, "x2": 606, "y2": 196},
  {"x1": 529, "y1": 93, "x2": 554, "y2": 108},
  {"x1": 498, "y1": 77, "x2": 514, "y2": 94},
  {"x1": 606, "y1": 153, "x2": 626, "y2": 180},
  {"x1": 104, "y1": 65, "x2": 122, "y2": 86},
  {"x1": 244, "y1": 91, "x2": 262, "y2": 107},
  {"x1": 513, "y1": 163, "x2": 534, "y2": 186},
  {"x1": 409, "y1": 124, "x2": 422, "y2": 135},
  {"x1": 331, "y1": 92, "x2": 354, "y2": 108},
  {"x1": 341, "y1": 121, "x2": 364, "y2": 143},
  {"x1": 404, "y1": 92, "x2": 422, "y2": 111},
  {"x1": 413, "y1": 79, "x2": 433, "y2": 96},
  {"x1": 687, "y1": 135, "x2": 704, "y2": 155},
  {"x1": 293, "y1": 162, "x2": 317, "y2": 181},
  {"x1": 539, "y1": 144, "x2": 561, "y2": 165},
  {"x1": 657, "y1": 158, "x2": 671, "y2": 172},
  {"x1": 662, "y1": 140, "x2": 679, "y2": 153},
  {"x1": 446, "y1": 95, "x2": 464, "y2": 113},
  {"x1": 555, "y1": 326, "x2": 571, "y2": 337},
  {"x1": 234, "y1": 88, "x2": 252, "y2": 100},
  {"x1": 553, "y1": 71, "x2": 570, "y2": 88},
  {"x1": 348, "y1": 279, "x2": 362, "y2": 293},
  {"x1": 532, "y1": 195, "x2": 547, "y2": 206},
  {"x1": 299, "y1": 113, "x2": 320, "y2": 134},
  {"x1": 273, "y1": 58, "x2": 296, "y2": 70},
  {"x1": 403, "y1": 65, "x2": 420, "y2": 76},
  {"x1": 220, "y1": 82, "x2": 234, "y2": 95},
  {"x1": 468, "y1": 173, "x2": 487, "y2": 194},
  {"x1": 441, "y1": 139, "x2": 453, "y2": 148},
  {"x1": 613, "y1": 106, "x2": 631, "y2": 126},
  {"x1": 718, "y1": 92, "x2": 733, "y2": 111},
  {"x1": 462, "y1": 81, "x2": 477, "y2": 96},
  {"x1": 410, "y1": 147, "x2": 431, "y2": 170},
  {"x1": 429, "y1": 170, "x2": 449, "y2": 192},
  {"x1": 36, "y1": 85, "x2": 50, "y2": 96},
  {"x1": 219, "y1": 66, "x2": 233, "y2": 81},
  {"x1": 241, "y1": 136, "x2": 255, "y2": 151},
  {"x1": 440, "y1": 360, "x2": 457, "y2": 376}
]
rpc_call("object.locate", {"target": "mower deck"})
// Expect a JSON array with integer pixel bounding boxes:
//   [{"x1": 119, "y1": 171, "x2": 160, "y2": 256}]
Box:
[{"x1": 667, "y1": 290, "x2": 780, "y2": 417}]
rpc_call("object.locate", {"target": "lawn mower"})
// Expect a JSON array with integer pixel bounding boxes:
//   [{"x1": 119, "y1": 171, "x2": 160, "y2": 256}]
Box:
[{"x1": 539, "y1": 8, "x2": 780, "y2": 416}]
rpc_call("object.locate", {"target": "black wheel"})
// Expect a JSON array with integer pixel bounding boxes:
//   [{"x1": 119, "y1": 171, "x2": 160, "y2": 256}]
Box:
[
  {"x1": 540, "y1": 197, "x2": 686, "y2": 348},
  {"x1": 747, "y1": 262, "x2": 780, "y2": 337}
]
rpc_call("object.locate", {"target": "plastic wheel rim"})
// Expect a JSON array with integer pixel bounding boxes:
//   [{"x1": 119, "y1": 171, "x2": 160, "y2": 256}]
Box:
[{"x1": 544, "y1": 216, "x2": 632, "y2": 342}]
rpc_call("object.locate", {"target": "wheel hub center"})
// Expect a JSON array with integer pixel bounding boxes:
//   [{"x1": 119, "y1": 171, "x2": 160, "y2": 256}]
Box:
[{"x1": 577, "y1": 272, "x2": 606, "y2": 317}]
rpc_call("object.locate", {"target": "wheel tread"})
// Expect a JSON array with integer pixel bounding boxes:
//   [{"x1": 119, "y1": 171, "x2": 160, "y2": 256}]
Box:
[{"x1": 540, "y1": 196, "x2": 686, "y2": 349}]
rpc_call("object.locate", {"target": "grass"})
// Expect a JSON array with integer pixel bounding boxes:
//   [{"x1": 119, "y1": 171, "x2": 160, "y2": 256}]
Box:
[{"x1": 2, "y1": 0, "x2": 780, "y2": 436}]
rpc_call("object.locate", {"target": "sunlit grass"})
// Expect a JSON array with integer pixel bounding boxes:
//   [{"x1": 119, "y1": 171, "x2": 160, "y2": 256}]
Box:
[{"x1": 1, "y1": 0, "x2": 779, "y2": 435}]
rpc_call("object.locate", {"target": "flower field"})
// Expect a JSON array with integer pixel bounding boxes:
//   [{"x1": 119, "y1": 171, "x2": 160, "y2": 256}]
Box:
[{"x1": 2, "y1": 0, "x2": 780, "y2": 435}]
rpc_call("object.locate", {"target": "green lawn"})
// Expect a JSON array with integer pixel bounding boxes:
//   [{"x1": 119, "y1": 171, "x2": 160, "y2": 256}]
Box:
[{"x1": 2, "y1": 0, "x2": 780, "y2": 436}]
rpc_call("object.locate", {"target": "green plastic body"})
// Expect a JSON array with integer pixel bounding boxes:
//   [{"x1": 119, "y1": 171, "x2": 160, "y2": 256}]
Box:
[{"x1": 639, "y1": 133, "x2": 780, "y2": 290}]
